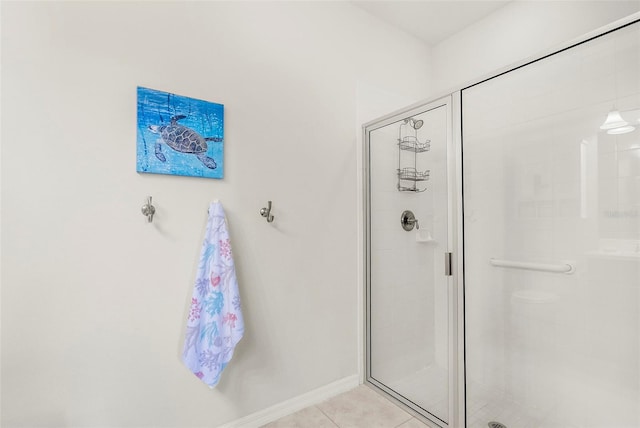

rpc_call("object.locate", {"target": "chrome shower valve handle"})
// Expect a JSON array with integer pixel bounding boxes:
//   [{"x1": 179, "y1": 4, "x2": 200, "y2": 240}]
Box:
[{"x1": 400, "y1": 210, "x2": 419, "y2": 231}]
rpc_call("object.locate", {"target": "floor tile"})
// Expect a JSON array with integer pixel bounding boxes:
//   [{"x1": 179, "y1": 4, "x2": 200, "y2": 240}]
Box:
[
  {"x1": 261, "y1": 406, "x2": 338, "y2": 428},
  {"x1": 316, "y1": 386, "x2": 413, "y2": 428},
  {"x1": 397, "y1": 418, "x2": 430, "y2": 428}
]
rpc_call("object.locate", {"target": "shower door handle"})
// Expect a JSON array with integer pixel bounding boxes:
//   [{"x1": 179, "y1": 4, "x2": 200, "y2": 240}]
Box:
[{"x1": 444, "y1": 252, "x2": 452, "y2": 276}]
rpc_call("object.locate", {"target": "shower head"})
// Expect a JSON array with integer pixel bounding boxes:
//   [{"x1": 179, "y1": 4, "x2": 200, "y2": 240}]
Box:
[{"x1": 404, "y1": 117, "x2": 423, "y2": 130}]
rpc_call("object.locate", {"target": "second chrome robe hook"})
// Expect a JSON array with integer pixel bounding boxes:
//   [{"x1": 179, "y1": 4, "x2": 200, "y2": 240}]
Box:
[{"x1": 260, "y1": 201, "x2": 275, "y2": 223}]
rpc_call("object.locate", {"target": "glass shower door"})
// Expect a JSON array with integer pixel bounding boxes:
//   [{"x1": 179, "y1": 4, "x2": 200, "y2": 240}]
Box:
[
  {"x1": 366, "y1": 97, "x2": 452, "y2": 427},
  {"x1": 462, "y1": 21, "x2": 640, "y2": 428}
]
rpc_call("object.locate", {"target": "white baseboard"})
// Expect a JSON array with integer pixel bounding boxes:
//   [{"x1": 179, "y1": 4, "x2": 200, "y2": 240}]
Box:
[{"x1": 218, "y1": 375, "x2": 360, "y2": 428}]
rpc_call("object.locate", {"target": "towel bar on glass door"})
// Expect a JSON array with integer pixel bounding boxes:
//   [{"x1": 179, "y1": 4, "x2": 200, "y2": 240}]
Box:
[{"x1": 489, "y1": 258, "x2": 575, "y2": 274}]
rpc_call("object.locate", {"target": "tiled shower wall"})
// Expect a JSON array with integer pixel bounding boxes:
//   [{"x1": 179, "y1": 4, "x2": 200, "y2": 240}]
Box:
[
  {"x1": 368, "y1": 104, "x2": 450, "y2": 386},
  {"x1": 370, "y1": 121, "x2": 436, "y2": 382}
]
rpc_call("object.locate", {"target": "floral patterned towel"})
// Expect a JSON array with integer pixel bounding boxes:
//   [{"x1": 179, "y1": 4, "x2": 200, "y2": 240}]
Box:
[{"x1": 182, "y1": 201, "x2": 244, "y2": 388}]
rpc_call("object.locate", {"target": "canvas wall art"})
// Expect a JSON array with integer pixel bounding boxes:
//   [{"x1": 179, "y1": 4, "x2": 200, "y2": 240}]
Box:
[{"x1": 137, "y1": 87, "x2": 224, "y2": 179}]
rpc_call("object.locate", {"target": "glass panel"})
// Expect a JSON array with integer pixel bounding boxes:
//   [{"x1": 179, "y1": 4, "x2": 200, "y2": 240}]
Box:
[
  {"x1": 463, "y1": 22, "x2": 640, "y2": 428},
  {"x1": 368, "y1": 103, "x2": 450, "y2": 424}
]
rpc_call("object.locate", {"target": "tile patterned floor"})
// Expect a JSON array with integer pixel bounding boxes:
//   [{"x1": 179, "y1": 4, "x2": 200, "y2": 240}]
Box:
[{"x1": 262, "y1": 385, "x2": 429, "y2": 428}]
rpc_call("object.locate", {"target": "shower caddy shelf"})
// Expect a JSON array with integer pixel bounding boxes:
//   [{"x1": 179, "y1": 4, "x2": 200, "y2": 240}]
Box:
[
  {"x1": 398, "y1": 137, "x2": 430, "y2": 153},
  {"x1": 397, "y1": 123, "x2": 431, "y2": 192},
  {"x1": 397, "y1": 167, "x2": 430, "y2": 182}
]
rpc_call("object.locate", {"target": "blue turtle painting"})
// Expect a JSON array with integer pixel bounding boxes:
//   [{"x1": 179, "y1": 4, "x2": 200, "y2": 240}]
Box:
[
  {"x1": 137, "y1": 87, "x2": 224, "y2": 179},
  {"x1": 149, "y1": 115, "x2": 221, "y2": 169}
]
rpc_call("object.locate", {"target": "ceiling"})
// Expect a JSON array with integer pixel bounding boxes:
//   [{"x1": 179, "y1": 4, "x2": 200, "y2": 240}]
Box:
[{"x1": 353, "y1": 1, "x2": 512, "y2": 46}]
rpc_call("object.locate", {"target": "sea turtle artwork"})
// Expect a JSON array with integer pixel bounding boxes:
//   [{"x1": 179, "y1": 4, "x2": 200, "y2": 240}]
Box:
[
  {"x1": 136, "y1": 86, "x2": 224, "y2": 179},
  {"x1": 149, "y1": 115, "x2": 221, "y2": 169}
]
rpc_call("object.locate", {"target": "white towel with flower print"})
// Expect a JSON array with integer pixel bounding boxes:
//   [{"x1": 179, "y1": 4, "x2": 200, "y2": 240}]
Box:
[{"x1": 182, "y1": 201, "x2": 244, "y2": 388}]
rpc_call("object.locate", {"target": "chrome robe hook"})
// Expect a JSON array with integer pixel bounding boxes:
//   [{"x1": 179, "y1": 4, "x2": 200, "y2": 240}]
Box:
[
  {"x1": 260, "y1": 201, "x2": 274, "y2": 223},
  {"x1": 141, "y1": 196, "x2": 156, "y2": 223}
]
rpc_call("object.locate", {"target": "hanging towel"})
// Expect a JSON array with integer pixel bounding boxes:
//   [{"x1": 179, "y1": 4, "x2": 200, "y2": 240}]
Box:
[{"x1": 182, "y1": 201, "x2": 244, "y2": 388}]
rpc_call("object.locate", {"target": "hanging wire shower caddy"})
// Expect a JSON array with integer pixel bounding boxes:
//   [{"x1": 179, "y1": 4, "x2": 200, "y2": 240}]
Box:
[{"x1": 397, "y1": 118, "x2": 430, "y2": 192}]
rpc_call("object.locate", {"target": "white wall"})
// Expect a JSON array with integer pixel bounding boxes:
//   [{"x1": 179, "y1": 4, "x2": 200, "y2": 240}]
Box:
[
  {"x1": 0, "y1": 2, "x2": 431, "y2": 427},
  {"x1": 432, "y1": 0, "x2": 640, "y2": 93}
]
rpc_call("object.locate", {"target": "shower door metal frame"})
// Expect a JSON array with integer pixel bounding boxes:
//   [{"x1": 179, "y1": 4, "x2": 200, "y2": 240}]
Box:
[{"x1": 363, "y1": 94, "x2": 465, "y2": 428}]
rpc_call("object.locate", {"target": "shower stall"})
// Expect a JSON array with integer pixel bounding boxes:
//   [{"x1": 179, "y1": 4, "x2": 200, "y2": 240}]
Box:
[{"x1": 364, "y1": 16, "x2": 640, "y2": 428}]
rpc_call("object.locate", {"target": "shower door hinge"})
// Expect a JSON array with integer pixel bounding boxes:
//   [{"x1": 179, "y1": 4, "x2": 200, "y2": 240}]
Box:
[{"x1": 445, "y1": 252, "x2": 453, "y2": 276}]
